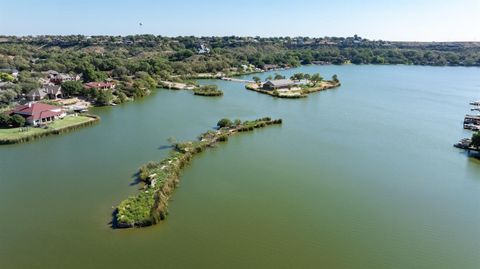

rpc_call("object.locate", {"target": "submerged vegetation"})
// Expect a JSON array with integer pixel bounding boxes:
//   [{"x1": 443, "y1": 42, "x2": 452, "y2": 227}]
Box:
[
  {"x1": 193, "y1": 85, "x2": 223, "y2": 96},
  {"x1": 115, "y1": 117, "x2": 283, "y2": 228}
]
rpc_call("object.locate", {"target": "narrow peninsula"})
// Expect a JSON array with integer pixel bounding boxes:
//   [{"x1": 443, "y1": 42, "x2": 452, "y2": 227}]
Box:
[{"x1": 115, "y1": 117, "x2": 282, "y2": 228}]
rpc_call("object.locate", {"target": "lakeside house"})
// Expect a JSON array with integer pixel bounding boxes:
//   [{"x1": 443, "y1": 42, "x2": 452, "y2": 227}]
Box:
[
  {"x1": 10, "y1": 102, "x2": 66, "y2": 126},
  {"x1": 84, "y1": 82, "x2": 116, "y2": 91},
  {"x1": 262, "y1": 64, "x2": 280, "y2": 71},
  {"x1": 263, "y1": 79, "x2": 295, "y2": 90},
  {"x1": 27, "y1": 85, "x2": 63, "y2": 101}
]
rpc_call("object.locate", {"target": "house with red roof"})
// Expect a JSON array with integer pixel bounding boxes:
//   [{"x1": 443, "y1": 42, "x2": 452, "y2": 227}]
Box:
[{"x1": 10, "y1": 103, "x2": 66, "y2": 126}]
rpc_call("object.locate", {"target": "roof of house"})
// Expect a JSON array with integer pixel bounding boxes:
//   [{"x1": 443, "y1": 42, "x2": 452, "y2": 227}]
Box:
[
  {"x1": 0, "y1": 68, "x2": 19, "y2": 74},
  {"x1": 265, "y1": 79, "x2": 295, "y2": 88},
  {"x1": 84, "y1": 82, "x2": 115, "y2": 89},
  {"x1": 11, "y1": 103, "x2": 63, "y2": 121},
  {"x1": 27, "y1": 85, "x2": 62, "y2": 98}
]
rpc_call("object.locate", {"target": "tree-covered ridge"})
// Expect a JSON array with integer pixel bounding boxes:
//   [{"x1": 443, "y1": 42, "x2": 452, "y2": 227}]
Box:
[
  {"x1": 1, "y1": 35, "x2": 479, "y2": 76},
  {"x1": 1, "y1": 35, "x2": 479, "y2": 107}
]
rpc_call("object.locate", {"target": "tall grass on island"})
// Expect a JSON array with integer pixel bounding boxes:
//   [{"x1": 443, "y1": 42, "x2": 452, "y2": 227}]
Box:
[
  {"x1": 114, "y1": 117, "x2": 282, "y2": 228},
  {"x1": 192, "y1": 85, "x2": 223, "y2": 97}
]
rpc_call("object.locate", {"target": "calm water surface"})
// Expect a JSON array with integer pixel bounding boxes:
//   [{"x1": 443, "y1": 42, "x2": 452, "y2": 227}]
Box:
[{"x1": 0, "y1": 65, "x2": 479, "y2": 268}]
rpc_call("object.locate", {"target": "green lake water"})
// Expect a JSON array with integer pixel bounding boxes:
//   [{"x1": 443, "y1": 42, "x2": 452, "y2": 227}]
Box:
[{"x1": 0, "y1": 65, "x2": 479, "y2": 268}]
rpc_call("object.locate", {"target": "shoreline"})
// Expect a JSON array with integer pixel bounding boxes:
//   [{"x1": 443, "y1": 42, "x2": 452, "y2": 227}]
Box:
[{"x1": 115, "y1": 117, "x2": 283, "y2": 228}]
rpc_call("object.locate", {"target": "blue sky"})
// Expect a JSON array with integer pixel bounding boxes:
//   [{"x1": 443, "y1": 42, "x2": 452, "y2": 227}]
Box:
[{"x1": 1, "y1": 0, "x2": 479, "y2": 41}]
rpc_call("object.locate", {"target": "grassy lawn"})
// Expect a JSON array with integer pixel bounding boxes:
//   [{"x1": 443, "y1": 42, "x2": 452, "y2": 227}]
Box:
[{"x1": 0, "y1": 115, "x2": 95, "y2": 140}]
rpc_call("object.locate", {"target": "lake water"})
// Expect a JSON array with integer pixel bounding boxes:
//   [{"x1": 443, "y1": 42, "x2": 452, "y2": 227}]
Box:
[{"x1": 0, "y1": 65, "x2": 479, "y2": 269}]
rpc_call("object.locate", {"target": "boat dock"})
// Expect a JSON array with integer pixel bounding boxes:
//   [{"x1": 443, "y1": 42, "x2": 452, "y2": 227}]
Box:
[
  {"x1": 221, "y1": 77, "x2": 254, "y2": 83},
  {"x1": 454, "y1": 138, "x2": 479, "y2": 152},
  {"x1": 464, "y1": 115, "x2": 480, "y2": 131}
]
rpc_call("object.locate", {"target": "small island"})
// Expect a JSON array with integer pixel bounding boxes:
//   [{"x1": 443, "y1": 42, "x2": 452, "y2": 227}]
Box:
[
  {"x1": 115, "y1": 117, "x2": 282, "y2": 228},
  {"x1": 246, "y1": 73, "x2": 341, "y2": 98},
  {"x1": 193, "y1": 85, "x2": 223, "y2": 97}
]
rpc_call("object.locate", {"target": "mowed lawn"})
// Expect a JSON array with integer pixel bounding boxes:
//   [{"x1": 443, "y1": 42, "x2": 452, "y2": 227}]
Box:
[{"x1": 0, "y1": 115, "x2": 95, "y2": 140}]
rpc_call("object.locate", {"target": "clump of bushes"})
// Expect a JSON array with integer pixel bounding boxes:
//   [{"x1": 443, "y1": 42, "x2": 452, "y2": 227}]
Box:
[
  {"x1": 0, "y1": 113, "x2": 25, "y2": 128},
  {"x1": 217, "y1": 118, "x2": 233, "y2": 128},
  {"x1": 193, "y1": 85, "x2": 223, "y2": 96}
]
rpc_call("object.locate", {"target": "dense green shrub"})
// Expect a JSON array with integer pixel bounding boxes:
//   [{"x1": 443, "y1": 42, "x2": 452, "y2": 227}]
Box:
[
  {"x1": 9, "y1": 114, "x2": 25, "y2": 127},
  {"x1": 217, "y1": 118, "x2": 233, "y2": 128}
]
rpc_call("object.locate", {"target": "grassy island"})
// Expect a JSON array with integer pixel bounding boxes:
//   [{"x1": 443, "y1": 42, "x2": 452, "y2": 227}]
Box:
[
  {"x1": 193, "y1": 85, "x2": 223, "y2": 97},
  {"x1": 246, "y1": 73, "x2": 341, "y2": 98},
  {"x1": 115, "y1": 117, "x2": 282, "y2": 228},
  {"x1": 0, "y1": 114, "x2": 99, "y2": 145}
]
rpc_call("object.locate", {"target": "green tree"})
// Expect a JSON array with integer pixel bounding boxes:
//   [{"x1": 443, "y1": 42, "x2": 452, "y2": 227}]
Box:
[
  {"x1": 61, "y1": 81, "x2": 84, "y2": 97},
  {"x1": 332, "y1": 74, "x2": 339, "y2": 83},
  {"x1": 9, "y1": 114, "x2": 25, "y2": 127},
  {"x1": 217, "y1": 118, "x2": 233, "y2": 128},
  {"x1": 96, "y1": 90, "x2": 114, "y2": 106},
  {"x1": 265, "y1": 75, "x2": 273, "y2": 81},
  {"x1": 252, "y1": 76, "x2": 261, "y2": 83},
  {"x1": 472, "y1": 132, "x2": 480, "y2": 149},
  {"x1": 0, "y1": 73, "x2": 14, "y2": 82},
  {"x1": 291, "y1": 73, "x2": 305, "y2": 81},
  {"x1": 274, "y1": 73, "x2": 285, "y2": 80},
  {"x1": 0, "y1": 113, "x2": 10, "y2": 127},
  {"x1": 310, "y1": 73, "x2": 323, "y2": 85}
]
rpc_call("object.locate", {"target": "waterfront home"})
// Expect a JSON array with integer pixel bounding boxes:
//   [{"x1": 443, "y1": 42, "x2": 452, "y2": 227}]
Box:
[
  {"x1": 27, "y1": 85, "x2": 63, "y2": 101},
  {"x1": 84, "y1": 82, "x2": 116, "y2": 91},
  {"x1": 263, "y1": 79, "x2": 295, "y2": 90},
  {"x1": 262, "y1": 64, "x2": 280, "y2": 71},
  {"x1": 10, "y1": 102, "x2": 66, "y2": 126}
]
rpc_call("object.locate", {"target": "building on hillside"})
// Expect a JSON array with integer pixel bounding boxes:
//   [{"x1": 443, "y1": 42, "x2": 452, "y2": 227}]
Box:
[
  {"x1": 45, "y1": 70, "x2": 81, "y2": 85},
  {"x1": 263, "y1": 79, "x2": 295, "y2": 91},
  {"x1": 27, "y1": 85, "x2": 63, "y2": 101},
  {"x1": 262, "y1": 64, "x2": 279, "y2": 71},
  {"x1": 198, "y1": 44, "x2": 210, "y2": 54},
  {"x1": 10, "y1": 102, "x2": 66, "y2": 126},
  {"x1": 84, "y1": 82, "x2": 116, "y2": 91}
]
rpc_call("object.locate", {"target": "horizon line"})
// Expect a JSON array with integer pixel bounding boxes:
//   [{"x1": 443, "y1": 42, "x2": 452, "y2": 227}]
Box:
[{"x1": 1, "y1": 34, "x2": 479, "y2": 43}]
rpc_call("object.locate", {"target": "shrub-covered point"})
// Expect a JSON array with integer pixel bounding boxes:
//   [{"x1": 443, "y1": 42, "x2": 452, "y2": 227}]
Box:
[
  {"x1": 193, "y1": 85, "x2": 223, "y2": 96},
  {"x1": 115, "y1": 117, "x2": 283, "y2": 228}
]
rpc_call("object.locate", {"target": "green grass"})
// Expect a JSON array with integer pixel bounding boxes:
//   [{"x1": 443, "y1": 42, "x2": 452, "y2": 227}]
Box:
[{"x1": 0, "y1": 115, "x2": 97, "y2": 142}]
